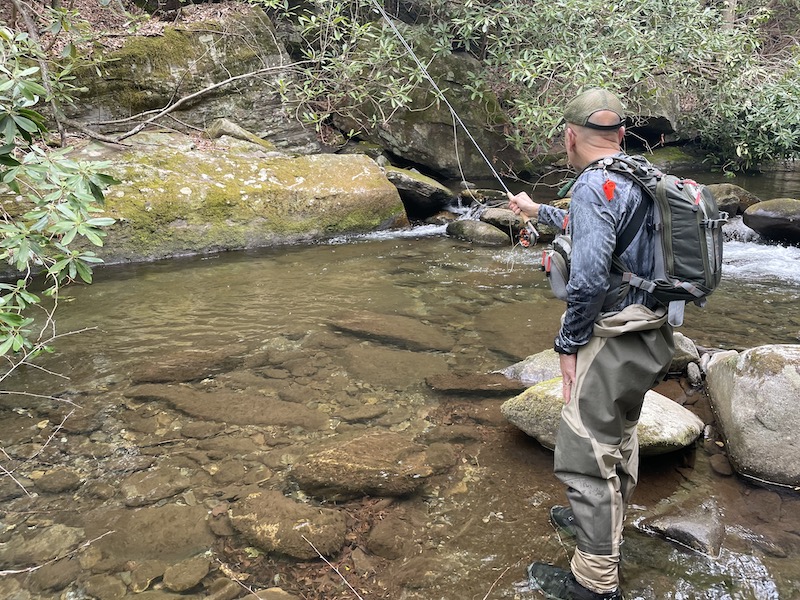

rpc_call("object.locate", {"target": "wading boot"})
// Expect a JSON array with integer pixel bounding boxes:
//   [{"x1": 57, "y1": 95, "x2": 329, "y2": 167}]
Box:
[
  {"x1": 550, "y1": 505, "x2": 577, "y2": 538},
  {"x1": 527, "y1": 562, "x2": 622, "y2": 600}
]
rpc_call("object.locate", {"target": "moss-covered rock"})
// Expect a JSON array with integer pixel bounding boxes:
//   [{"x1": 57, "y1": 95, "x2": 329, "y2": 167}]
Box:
[
  {"x1": 75, "y1": 133, "x2": 404, "y2": 263},
  {"x1": 743, "y1": 197, "x2": 800, "y2": 243},
  {"x1": 69, "y1": 6, "x2": 319, "y2": 154},
  {"x1": 501, "y1": 379, "x2": 704, "y2": 455}
]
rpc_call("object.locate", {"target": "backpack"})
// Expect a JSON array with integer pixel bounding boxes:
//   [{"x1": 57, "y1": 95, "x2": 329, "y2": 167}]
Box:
[{"x1": 540, "y1": 155, "x2": 727, "y2": 326}]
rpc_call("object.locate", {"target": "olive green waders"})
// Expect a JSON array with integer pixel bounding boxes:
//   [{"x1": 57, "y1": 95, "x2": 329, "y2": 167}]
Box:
[{"x1": 554, "y1": 304, "x2": 674, "y2": 594}]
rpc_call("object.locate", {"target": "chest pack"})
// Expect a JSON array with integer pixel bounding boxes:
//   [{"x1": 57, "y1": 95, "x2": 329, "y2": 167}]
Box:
[{"x1": 540, "y1": 155, "x2": 727, "y2": 326}]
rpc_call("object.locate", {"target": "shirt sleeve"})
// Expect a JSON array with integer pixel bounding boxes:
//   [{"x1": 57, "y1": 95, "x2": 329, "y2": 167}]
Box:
[
  {"x1": 553, "y1": 173, "x2": 619, "y2": 354},
  {"x1": 537, "y1": 203, "x2": 567, "y2": 230}
]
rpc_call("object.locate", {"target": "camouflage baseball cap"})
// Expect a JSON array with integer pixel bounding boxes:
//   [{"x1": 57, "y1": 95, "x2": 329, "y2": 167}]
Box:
[{"x1": 563, "y1": 88, "x2": 625, "y2": 130}]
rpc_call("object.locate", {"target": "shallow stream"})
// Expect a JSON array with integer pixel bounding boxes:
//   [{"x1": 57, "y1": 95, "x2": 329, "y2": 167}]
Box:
[{"x1": 1, "y1": 167, "x2": 799, "y2": 600}]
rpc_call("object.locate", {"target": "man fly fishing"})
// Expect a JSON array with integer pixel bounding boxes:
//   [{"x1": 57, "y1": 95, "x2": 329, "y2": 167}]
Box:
[{"x1": 507, "y1": 88, "x2": 675, "y2": 600}]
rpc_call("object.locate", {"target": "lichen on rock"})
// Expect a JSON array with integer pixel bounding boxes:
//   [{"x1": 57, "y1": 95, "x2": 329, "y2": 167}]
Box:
[{"x1": 75, "y1": 133, "x2": 405, "y2": 263}]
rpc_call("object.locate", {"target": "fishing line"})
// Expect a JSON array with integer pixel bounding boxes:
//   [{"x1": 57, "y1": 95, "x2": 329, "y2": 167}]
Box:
[
  {"x1": 367, "y1": 0, "x2": 510, "y2": 195},
  {"x1": 367, "y1": 0, "x2": 539, "y2": 245}
]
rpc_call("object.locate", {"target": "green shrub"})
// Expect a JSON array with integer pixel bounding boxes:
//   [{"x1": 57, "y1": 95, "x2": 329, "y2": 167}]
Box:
[
  {"x1": 268, "y1": 0, "x2": 798, "y2": 170},
  {"x1": 0, "y1": 24, "x2": 116, "y2": 361}
]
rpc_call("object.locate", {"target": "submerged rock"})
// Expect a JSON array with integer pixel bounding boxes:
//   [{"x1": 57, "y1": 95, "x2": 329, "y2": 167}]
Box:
[
  {"x1": 125, "y1": 384, "x2": 328, "y2": 430},
  {"x1": 121, "y1": 466, "x2": 192, "y2": 507},
  {"x1": 162, "y1": 554, "x2": 211, "y2": 592},
  {"x1": 425, "y1": 372, "x2": 527, "y2": 395},
  {"x1": 131, "y1": 347, "x2": 246, "y2": 384},
  {"x1": 85, "y1": 504, "x2": 216, "y2": 568},
  {"x1": 638, "y1": 498, "x2": 726, "y2": 558},
  {"x1": 330, "y1": 310, "x2": 456, "y2": 352},
  {"x1": 228, "y1": 490, "x2": 346, "y2": 559},
  {"x1": 290, "y1": 431, "x2": 444, "y2": 501},
  {"x1": 0, "y1": 524, "x2": 85, "y2": 569}
]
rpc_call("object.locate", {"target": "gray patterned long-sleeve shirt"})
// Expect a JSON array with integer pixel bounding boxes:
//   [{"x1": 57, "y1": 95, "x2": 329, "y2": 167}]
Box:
[{"x1": 538, "y1": 154, "x2": 657, "y2": 354}]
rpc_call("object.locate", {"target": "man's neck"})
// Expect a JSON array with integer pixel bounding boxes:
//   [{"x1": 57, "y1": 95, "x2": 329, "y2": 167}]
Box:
[{"x1": 574, "y1": 147, "x2": 622, "y2": 171}]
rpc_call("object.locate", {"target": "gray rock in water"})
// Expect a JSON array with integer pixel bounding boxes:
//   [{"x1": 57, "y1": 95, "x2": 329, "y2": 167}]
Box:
[
  {"x1": 671, "y1": 332, "x2": 700, "y2": 373},
  {"x1": 384, "y1": 166, "x2": 456, "y2": 220},
  {"x1": 501, "y1": 379, "x2": 704, "y2": 455},
  {"x1": 706, "y1": 183, "x2": 761, "y2": 216},
  {"x1": 497, "y1": 349, "x2": 562, "y2": 385},
  {"x1": 446, "y1": 219, "x2": 511, "y2": 246},
  {"x1": 706, "y1": 345, "x2": 800, "y2": 487},
  {"x1": 687, "y1": 361, "x2": 703, "y2": 387},
  {"x1": 638, "y1": 498, "x2": 726, "y2": 558},
  {"x1": 480, "y1": 207, "x2": 523, "y2": 231},
  {"x1": 229, "y1": 490, "x2": 346, "y2": 559},
  {"x1": 743, "y1": 198, "x2": 800, "y2": 243}
]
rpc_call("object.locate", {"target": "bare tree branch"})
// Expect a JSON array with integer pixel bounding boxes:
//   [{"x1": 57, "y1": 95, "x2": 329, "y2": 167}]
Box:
[
  {"x1": 60, "y1": 116, "x2": 130, "y2": 146},
  {"x1": 114, "y1": 62, "x2": 311, "y2": 142}
]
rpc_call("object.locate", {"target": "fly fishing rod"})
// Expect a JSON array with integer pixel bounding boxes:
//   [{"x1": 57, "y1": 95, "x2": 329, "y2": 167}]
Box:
[{"x1": 366, "y1": 0, "x2": 539, "y2": 246}]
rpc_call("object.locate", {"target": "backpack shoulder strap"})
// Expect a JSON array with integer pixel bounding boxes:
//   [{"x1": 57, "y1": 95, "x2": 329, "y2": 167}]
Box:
[{"x1": 583, "y1": 155, "x2": 659, "y2": 256}]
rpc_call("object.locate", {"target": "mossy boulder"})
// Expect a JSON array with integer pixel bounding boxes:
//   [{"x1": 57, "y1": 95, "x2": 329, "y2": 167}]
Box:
[
  {"x1": 501, "y1": 378, "x2": 704, "y2": 455},
  {"x1": 69, "y1": 6, "x2": 319, "y2": 154},
  {"x1": 706, "y1": 183, "x2": 761, "y2": 217},
  {"x1": 75, "y1": 133, "x2": 404, "y2": 263},
  {"x1": 743, "y1": 197, "x2": 800, "y2": 243}
]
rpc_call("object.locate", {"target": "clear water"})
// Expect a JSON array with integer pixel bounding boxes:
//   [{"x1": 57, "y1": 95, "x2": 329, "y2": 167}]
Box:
[{"x1": 1, "y1": 165, "x2": 799, "y2": 599}]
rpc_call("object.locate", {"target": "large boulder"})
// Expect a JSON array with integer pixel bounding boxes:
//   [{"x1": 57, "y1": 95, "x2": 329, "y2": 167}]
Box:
[
  {"x1": 501, "y1": 378, "x2": 704, "y2": 455},
  {"x1": 705, "y1": 345, "x2": 800, "y2": 487},
  {"x1": 706, "y1": 183, "x2": 761, "y2": 217},
  {"x1": 69, "y1": 6, "x2": 320, "y2": 154},
  {"x1": 72, "y1": 133, "x2": 405, "y2": 263},
  {"x1": 384, "y1": 166, "x2": 457, "y2": 220},
  {"x1": 332, "y1": 29, "x2": 525, "y2": 179},
  {"x1": 743, "y1": 198, "x2": 800, "y2": 243}
]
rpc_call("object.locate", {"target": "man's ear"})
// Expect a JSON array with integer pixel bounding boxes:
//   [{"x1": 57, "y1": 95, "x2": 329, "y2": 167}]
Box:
[
  {"x1": 617, "y1": 126, "x2": 626, "y2": 144},
  {"x1": 565, "y1": 126, "x2": 576, "y2": 150}
]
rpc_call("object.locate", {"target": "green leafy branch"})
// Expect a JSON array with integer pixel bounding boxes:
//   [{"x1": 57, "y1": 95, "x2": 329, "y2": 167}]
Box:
[{"x1": 0, "y1": 23, "x2": 117, "y2": 363}]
